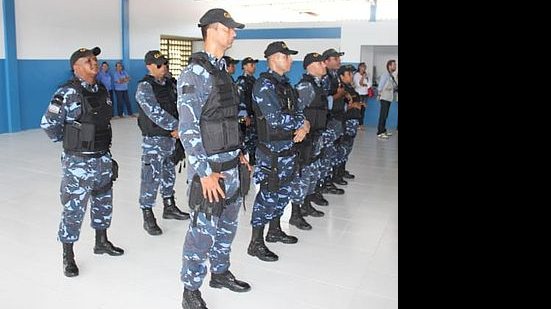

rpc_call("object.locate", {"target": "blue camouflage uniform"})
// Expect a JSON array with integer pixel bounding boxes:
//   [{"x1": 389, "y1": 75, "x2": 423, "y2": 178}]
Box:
[
  {"x1": 40, "y1": 78, "x2": 115, "y2": 243},
  {"x1": 341, "y1": 83, "x2": 361, "y2": 164},
  {"x1": 319, "y1": 69, "x2": 345, "y2": 180},
  {"x1": 178, "y1": 52, "x2": 242, "y2": 291},
  {"x1": 236, "y1": 73, "x2": 258, "y2": 165},
  {"x1": 251, "y1": 69, "x2": 305, "y2": 227},
  {"x1": 292, "y1": 76, "x2": 327, "y2": 202},
  {"x1": 135, "y1": 76, "x2": 179, "y2": 209}
]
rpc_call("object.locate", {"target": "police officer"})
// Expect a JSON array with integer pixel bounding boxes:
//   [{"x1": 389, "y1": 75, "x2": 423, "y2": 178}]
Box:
[
  {"x1": 177, "y1": 8, "x2": 251, "y2": 309},
  {"x1": 289, "y1": 52, "x2": 331, "y2": 230},
  {"x1": 337, "y1": 64, "x2": 365, "y2": 179},
  {"x1": 222, "y1": 55, "x2": 239, "y2": 82},
  {"x1": 40, "y1": 47, "x2": 124, "y2": 277},
  {"x1": 247, "y1": 41, "x2": 310, "y2": 262},
  {"x1": 236, "y1": 56, "x2": 259, "y2": 166},
  {"x1": 136, "y1": 50, "x2": 190, "y2": 236},
  {"x1": 319, "y1": 48, "x2": 348, "y2": 195}
]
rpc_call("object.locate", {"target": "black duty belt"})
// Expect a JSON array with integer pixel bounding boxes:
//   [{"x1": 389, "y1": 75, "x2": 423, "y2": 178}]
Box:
[
  {"x1": 64, "y1": 150, "x2": 108, "y2": 158},
  {"x1": 209, "y1": 156, "x2": 239, "y2": 172}
]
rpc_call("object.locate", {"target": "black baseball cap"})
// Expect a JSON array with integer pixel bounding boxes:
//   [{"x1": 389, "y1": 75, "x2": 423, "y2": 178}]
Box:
[
  {"x1": 303, "y1": 52, "x2": 327, "y2": 69},
  {"x1": 322, "y1": 48, "x2": 345, "y2": 59},
  {"x1": 70, "y1": 46, "x2": 101, "y2": 68},
  {"x1": 264, "y1": 41, "x2": 298, "y2": 58},
  {"x1": 222, "y1": 56, "x2": 239, "y2": 65},
  {"x1": 198, "y1": 8, "x2": 245, "y2": 29},
  {"x1": 337, "y1": 64, "x2": 356, "y2": 76},
  {"x1": 144, "y1": 50, "x2": 168, "y2": 65},
  {"x1": 242, "y1": 57, "x2": 259, "y2": 65}
]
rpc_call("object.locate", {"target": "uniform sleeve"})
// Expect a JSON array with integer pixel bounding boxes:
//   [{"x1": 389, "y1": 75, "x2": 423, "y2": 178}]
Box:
[
  {"x1": 253, "y1": 79, "x2": 304, "y2": 132},
  {"x1": 40, "y1": 86, "x2": 80, "y2": 142},
  {"x1": 177, "y1": 64, "x2": 213, "y2": 177},
  {"x1": 135, "y1": 81, "x2": 178, "y2": 130},
  {"x1": 295, "y1": 81, "x2": 316, "y2": 111}
]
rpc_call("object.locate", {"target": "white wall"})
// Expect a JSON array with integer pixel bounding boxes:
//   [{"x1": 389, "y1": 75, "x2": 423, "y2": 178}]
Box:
[
  {"x1": 341, "y1": 20, "x2": 398, "y2": 62},
  {"x1": 14, "y1": 0, "x2": 121, "y2": 59},
  {"x1": 0, "y1": 0, "x2": 5, "y2": 59},
  {"x1": 129, "y1": 0, "x2": 210, "y2": 59}
]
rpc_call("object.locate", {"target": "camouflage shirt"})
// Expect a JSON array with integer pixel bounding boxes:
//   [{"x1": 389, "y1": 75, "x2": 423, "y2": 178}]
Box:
[
  {"x1": 177, "y1": 51, "x2": 240, "y2": 178},
  {"x1": 41, "y1": 77, "x2": 110, "y2": 143},
  {"x1": 135, "y1": 76, "x2": 178, "y2": 153}
]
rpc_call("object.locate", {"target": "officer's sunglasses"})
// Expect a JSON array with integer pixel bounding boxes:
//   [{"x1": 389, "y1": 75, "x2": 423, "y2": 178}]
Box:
[{"x1": 157, "y1": 62, "x2": 168, "y2": 69}]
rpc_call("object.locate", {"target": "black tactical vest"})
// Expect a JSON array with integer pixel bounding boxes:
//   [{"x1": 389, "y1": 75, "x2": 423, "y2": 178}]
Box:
[
  {"x1": 299, "y1": 74, "x2": 328, "y2": 133},
  {"x1": 188, "y1": 52, "x2": 240, "y2": 155},
  {"x1": 344, "y1": 83, "x2": 362, "y2": 120},
  {"x1": 325, "y1": 71, "x2": 346, "y2": 121},
  {"x1": 254, "y1": 72, "x2": 297, "y2": 143},
  {"x1": 62, "y1": 79, "x2": 112, "y2": 153},
  {"x1": 137, "y1": 75, "x2": 179, "y2": 137},
  {"x1": 236, "y1": 74, "x2": 256, "y2": 116}
]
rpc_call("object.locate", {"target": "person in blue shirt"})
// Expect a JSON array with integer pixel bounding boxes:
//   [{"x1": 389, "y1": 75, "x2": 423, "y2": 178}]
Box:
[
  {"x1": 177, "y1": 8, "x2": 251, "y2": 309},
  {"x1": 97, "y1": 62, "x2": 115, "y2": 116},
  {"x1": 113, "y1": 61, "x2": 134, "y2": 117}
]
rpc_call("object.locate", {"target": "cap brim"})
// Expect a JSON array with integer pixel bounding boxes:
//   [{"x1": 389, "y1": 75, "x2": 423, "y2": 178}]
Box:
[
  {"x1": 283, "y1": 49, "x2": 299, "y2": 55},
  {"x1": 222, "y1": 20, "x2": 245, "y2": 29}
]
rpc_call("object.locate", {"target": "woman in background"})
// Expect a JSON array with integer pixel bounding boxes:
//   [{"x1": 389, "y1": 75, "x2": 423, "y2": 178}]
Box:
[
  {"x1": 113, "y1": 62, "x2": 134, "y2": 117},
  {"x1": 353, "y1": 62, "x2": 371, "y2": 130}
]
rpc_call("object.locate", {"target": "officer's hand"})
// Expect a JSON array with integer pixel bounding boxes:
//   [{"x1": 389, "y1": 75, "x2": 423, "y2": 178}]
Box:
[
  {"x1": 293, "y1": 127, "x2": 307, "y2": 143},
  {"x1": 239, "y1": 153, "x2": 253, "y2": 172},
  {"x1": 170, "y1": 130, "x2": 179, "y2": 139},
  {"x1": 302, "y1": 120, "x2": 310, "y2": 134},
  {"x1": 245, "y1": 116, "x2": 252, "y2": 127},
  {"x1": 200, "y1": 173, "x2": 226, "y2": 203}
]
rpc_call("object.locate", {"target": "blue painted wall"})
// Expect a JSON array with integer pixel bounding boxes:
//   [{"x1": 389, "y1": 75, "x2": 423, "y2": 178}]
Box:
[
  {"x1": 0, "y1": 59, "x2": 7, "y2": 133},
  {"x1": 12, "y1": 59, "x2": 144, "y2": 133}
]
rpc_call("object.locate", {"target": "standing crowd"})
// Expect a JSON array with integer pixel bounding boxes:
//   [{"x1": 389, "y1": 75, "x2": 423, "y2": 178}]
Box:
[{"x1": 39, "y1": 7, "x2": 397, "y2": 309}]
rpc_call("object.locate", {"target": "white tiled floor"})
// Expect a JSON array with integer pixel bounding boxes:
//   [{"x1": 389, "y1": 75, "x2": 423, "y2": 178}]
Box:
[{"x1": 0, "y1": 119, "x2": 397, "y2": 309}]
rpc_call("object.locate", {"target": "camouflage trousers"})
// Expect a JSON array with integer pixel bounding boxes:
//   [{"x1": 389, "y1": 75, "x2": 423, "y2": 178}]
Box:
[
  {"x1": 139, "y1": 152, "x2": 176, "y2": 209},
  {"x1": 180, "y1": 167, "x2": 242, "y2": 291},
  {"x1": 289, "y1": 158, "x2": 322, "y2": 204},
  {"x1": 251, "y1": 150, "x2": 298, "y2": 227},
  {"x1": 341, "y1": 119, "x2": 360, "y2": 163},
  {"x1": 58, "y1": 152, "x2": 114, "y2": 243}
]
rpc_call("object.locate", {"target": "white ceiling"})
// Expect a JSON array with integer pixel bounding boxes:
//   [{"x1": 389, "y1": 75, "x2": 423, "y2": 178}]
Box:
[{"x1": 192, "y1": 0, "x2": 398, "y2": 23}]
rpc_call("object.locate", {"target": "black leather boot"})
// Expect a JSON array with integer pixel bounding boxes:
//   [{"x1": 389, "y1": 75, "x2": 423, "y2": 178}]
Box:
[
  {"x1": 247, "y1": 226, "x2": 278, "y2": 262},
  {"x1": 209, "y1": 270, "x2": 251, "y2": 292},
  {"x1": 289, "y1": 203, "x2": 312, "y2": 230},
  {"x1": 163, "y1": 196, "x2": 190, "y2": 220},
  {"x1": 342, "y1": 163, "x2": 355, "y2": 179},
  {"x1": 93, "y1": 229, "x2": 124, "y2": 256},
  {"x1": 322, "y1": 178, "x2": 345, "y2": 195},
  {"x1": 62, "y1": 242, "x2": 79, "y2": 277},
  {"x1": 300, "y1": 196, "x2": 325, "y2": 218},
  {"x1": 266, "y1": 216, "x2": 298, "y2": 244},
  {"x1": 142, "y1": 208, "x2": 162, "y2": 235},
  {"x1": 333, "y1": 165, "x2": 348, "y2": 185},
  {"x1": 310, "y1": 191, "x2": 329, "y2": 206},
  {"x1": 182, "y1": 288, "x2": 208, "y2": 309}
]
